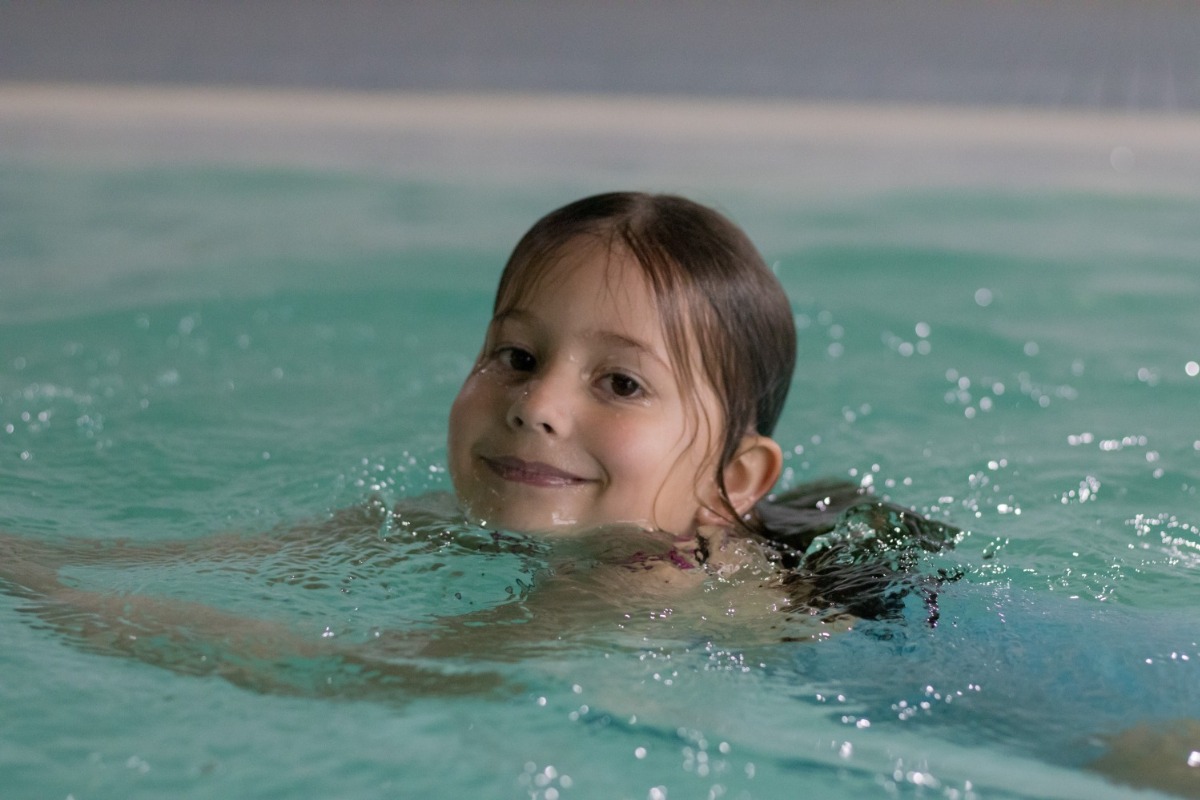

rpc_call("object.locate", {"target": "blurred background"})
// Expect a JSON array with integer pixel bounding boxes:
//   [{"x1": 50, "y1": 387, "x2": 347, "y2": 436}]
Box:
[{"x1": 3, "y1": 0, "x2": 1199, "y2": 112}]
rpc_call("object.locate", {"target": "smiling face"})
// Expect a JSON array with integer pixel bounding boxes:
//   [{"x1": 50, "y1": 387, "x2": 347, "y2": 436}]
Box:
[{"x1": 447, "y1": 236, "x2": 722, "y2": 535}]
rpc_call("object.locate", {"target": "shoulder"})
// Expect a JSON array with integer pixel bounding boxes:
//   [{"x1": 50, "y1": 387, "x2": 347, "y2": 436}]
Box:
[{"x1": 696, "y1": 525, "x2": 782, "y2": 581}]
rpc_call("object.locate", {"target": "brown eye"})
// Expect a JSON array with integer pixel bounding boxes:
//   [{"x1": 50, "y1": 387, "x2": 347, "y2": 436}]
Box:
[
  {"x1": 607, "y1": 373, "x2": 643, "y2": 398},
  {"x1": 500, "y1": 347, "x2": 537, "y2": 372}
]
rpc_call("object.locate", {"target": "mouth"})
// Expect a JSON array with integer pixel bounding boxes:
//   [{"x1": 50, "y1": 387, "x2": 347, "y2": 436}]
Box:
[{"x1": 481, "y1": 455, "x2": 593, "y2": 488}]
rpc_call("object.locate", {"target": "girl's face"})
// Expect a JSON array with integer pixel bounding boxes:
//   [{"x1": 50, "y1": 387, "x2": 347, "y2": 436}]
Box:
[{"x1": 447, "y1": 237, "x2": 722, "y2": 535}]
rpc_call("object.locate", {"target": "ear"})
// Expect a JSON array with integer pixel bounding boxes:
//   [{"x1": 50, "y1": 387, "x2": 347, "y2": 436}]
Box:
[{"x1": 695, "y1": 434, "x2": 783, "y2": 526}]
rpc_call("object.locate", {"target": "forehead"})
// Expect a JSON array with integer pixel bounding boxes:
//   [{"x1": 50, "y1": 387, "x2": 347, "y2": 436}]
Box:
[{"x1": 498, "y1": 235, "x2": 660, "y2": 322}]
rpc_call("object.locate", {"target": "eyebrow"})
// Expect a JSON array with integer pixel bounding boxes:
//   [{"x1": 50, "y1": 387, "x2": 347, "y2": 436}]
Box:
[{"x1": 491, "y1": 309, "x2": 671, "y2": 369}]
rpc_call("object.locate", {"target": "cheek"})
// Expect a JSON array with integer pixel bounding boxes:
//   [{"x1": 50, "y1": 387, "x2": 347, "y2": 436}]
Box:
[
  {"x1": 447, "y1": 376, "x2": 490, "y2": 462},
  {"x1": 645, "y1": 412, "x2": 721, "y2": 509},
  {"x1": 601, "y1": 413, "x2": 702, "y2": 491}
]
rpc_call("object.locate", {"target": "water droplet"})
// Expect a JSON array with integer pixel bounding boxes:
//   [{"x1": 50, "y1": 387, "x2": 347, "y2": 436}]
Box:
[{"x1": 1110, "y1": 145, "x2": 1135, "y2": 172}]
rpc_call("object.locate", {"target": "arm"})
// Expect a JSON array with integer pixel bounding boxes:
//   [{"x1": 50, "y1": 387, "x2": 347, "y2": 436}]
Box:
[
  {"x1": 5, "y1": 541, "x2": 507, "y2": 701},
  {"x1": 1, "y1": 498, "x2": 395, "y2": 567},
  {"x1": 0, "y1": 500, "x2": 509, "y2": 701}
]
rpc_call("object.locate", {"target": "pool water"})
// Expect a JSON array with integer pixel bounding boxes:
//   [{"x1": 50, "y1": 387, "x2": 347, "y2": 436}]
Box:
[{"x1": 2, "y1": 160, "x2": 1199, "y2": 799}]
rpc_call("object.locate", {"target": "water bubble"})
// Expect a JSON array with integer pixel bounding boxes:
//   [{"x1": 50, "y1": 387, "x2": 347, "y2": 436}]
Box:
[
  {"x1": 125, "y1": 755, "x2": 151, "y2": 774},
  {"x1": 1110, "y1": 145, "x2": 1135, "y2": 172},
  {"x1": 1186, "y1": 361, "x2": 1199, "y2": 377},
  {"x1": 1023, "y1": 341, "x2": 1040, "y2": 357},
  {"x1": 974, "y1": 288, "x2": 993, "y2": 307},
  {"x1": 915, "y1": 322, "x2": 931, "y2": 338}
]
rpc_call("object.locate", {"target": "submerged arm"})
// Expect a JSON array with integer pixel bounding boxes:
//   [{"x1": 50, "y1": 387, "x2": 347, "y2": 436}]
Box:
[
  {"x1": 0, "y1": 498, "x2": 399, "y2": 572},
  {"x1": 2, "y1": 543, "x2": 508, "y2": 701},
  {"x1": 0, "y1": 500, "x2": 507, "y2": 701}
]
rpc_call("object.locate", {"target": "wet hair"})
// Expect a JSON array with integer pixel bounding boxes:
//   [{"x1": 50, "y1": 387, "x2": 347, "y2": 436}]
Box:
[{"x1": 492, "y1": 192, "x2": 796, "y2": 531}]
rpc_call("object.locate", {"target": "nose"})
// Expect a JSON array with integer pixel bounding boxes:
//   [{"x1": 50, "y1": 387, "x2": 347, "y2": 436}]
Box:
[{"x1": 506, "y1": 373, "x2": 573, "y2": 436}]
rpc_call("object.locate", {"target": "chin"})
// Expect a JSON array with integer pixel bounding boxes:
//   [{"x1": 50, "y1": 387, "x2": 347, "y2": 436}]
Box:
[{"x1": 459, "y1": 501, "x2": 577, "y2": 535}]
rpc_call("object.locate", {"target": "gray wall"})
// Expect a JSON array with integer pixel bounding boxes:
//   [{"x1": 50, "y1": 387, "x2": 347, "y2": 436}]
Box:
[{"x1": 3, "y1": 1, "x2": 1199, "y2": 111}]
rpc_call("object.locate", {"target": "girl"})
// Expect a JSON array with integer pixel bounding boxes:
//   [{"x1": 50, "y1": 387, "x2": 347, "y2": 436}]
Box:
[
  {"x1": 439, "y1": 191, "x2": 952, "y2": 619},
  {"x1": 0, "y1": 192, "x2": 953, "y2": 689}
]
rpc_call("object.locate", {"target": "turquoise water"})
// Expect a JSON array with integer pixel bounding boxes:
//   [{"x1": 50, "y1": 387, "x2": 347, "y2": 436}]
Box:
[{"x1": 2, "y1": 164, "x2": 1199, "y2": 799}]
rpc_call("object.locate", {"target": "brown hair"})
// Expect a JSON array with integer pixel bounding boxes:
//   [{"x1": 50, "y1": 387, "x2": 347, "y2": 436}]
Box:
[{"x1": 491, "y1": 192, "x2": 796, "y2": 532}]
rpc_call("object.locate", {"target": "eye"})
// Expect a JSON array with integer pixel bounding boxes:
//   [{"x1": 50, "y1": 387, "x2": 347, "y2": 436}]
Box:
[
  {"x1": 498, "y1": 346, "x2": 537, "y2": 373},
  {"x1": 603, "y1": 372, "x2": 644, "y2": 399}
]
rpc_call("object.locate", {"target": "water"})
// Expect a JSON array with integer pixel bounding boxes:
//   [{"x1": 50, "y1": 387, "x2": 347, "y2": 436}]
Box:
[{"x1": 2, "y1": 158, "x2": 1200, "y2": 799}]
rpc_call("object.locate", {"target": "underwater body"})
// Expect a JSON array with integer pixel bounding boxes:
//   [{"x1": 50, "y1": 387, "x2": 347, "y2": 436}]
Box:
[{"x1": 2, "y1": 89, "x2": 1200, "y2": 798}]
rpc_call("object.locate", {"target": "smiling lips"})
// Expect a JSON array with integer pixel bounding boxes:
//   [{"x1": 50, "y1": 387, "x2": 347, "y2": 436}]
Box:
[{"x1": 482, "y1": 456, "x2": 592, "y2": 488}]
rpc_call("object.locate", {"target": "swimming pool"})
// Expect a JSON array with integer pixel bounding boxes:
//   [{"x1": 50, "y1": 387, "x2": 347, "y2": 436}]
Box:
[{"x1": 2, "y1": 86, "x2": 1199, "y2": 799}]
